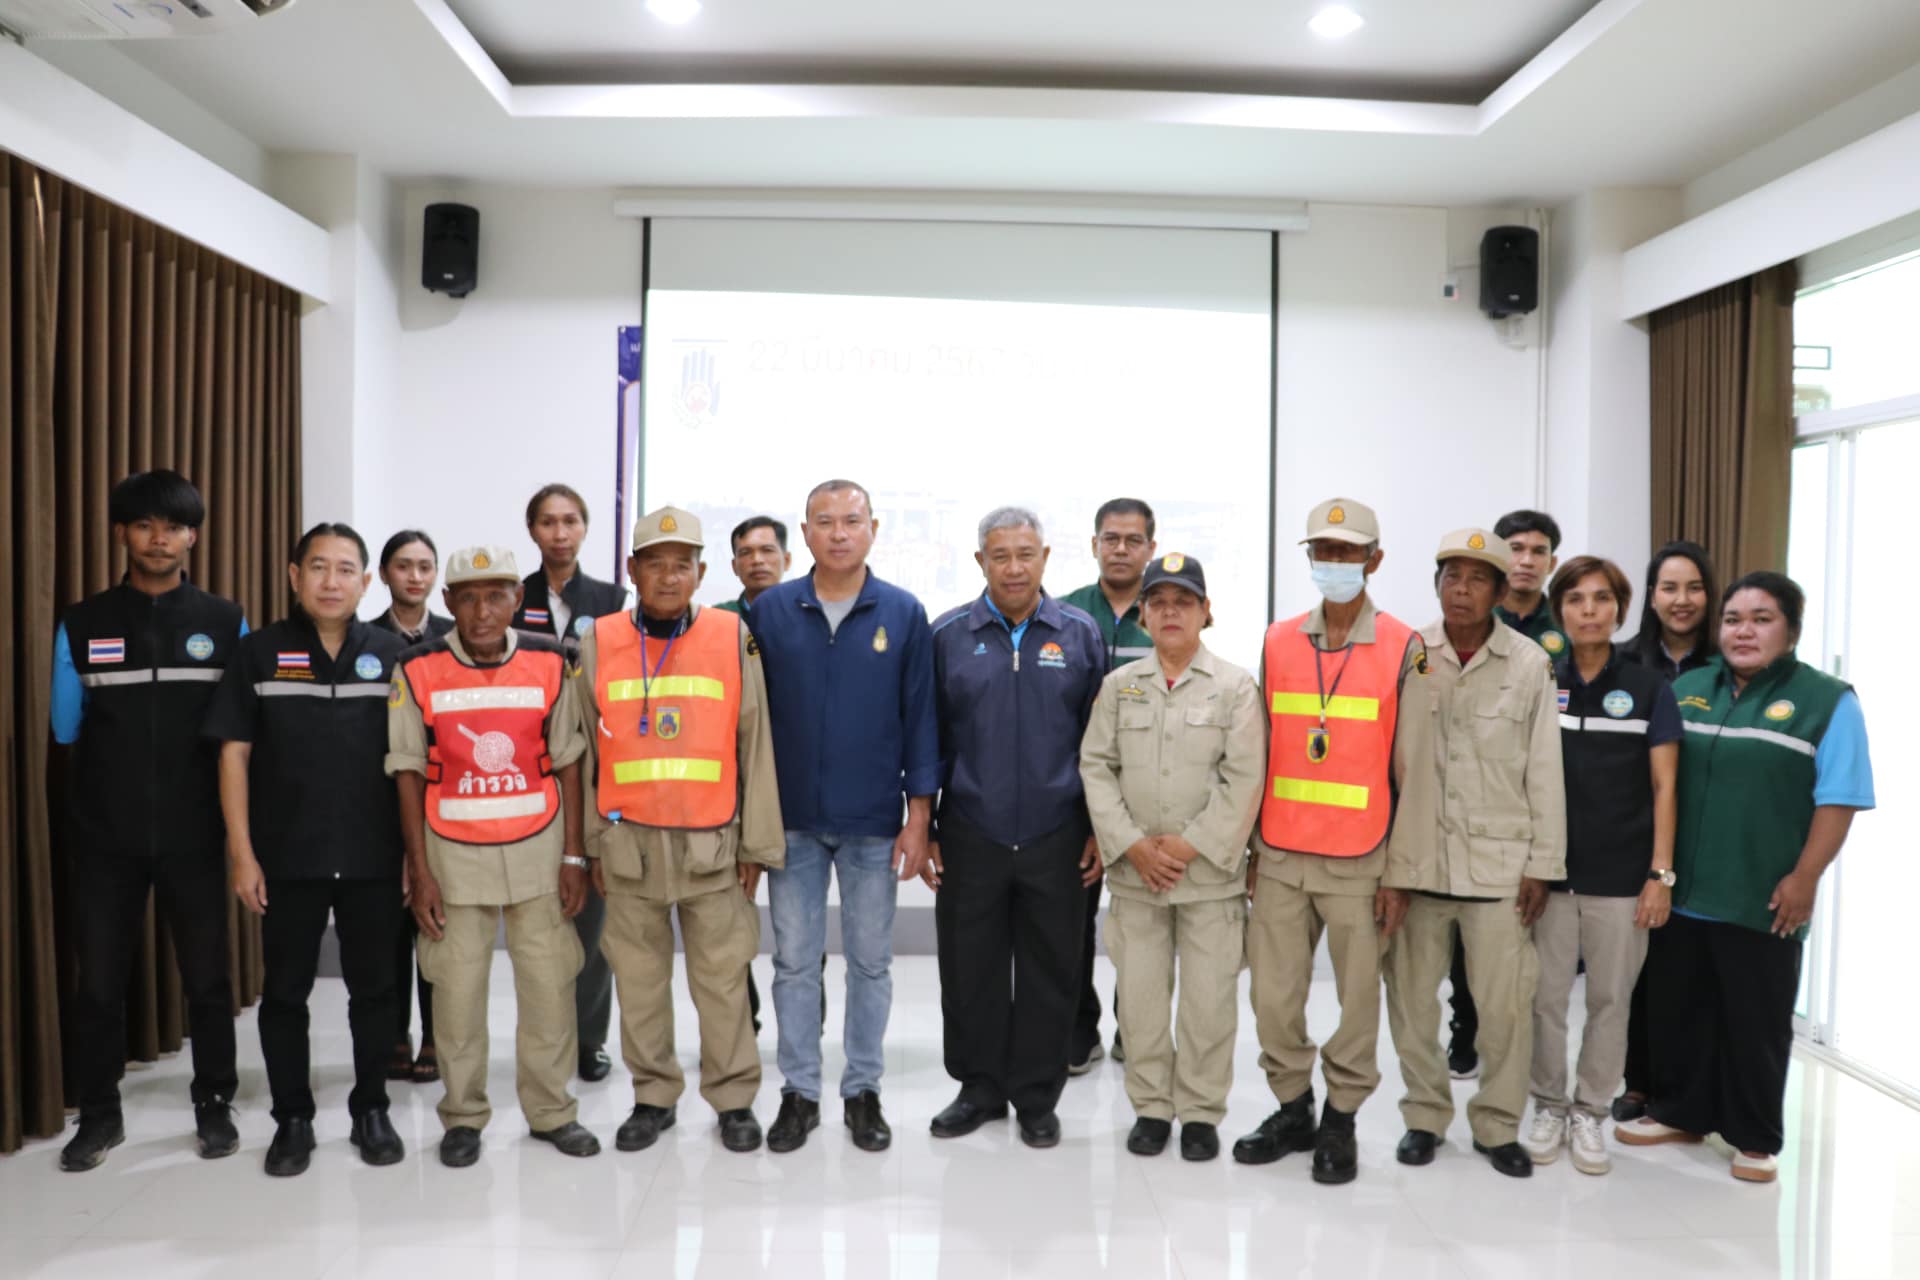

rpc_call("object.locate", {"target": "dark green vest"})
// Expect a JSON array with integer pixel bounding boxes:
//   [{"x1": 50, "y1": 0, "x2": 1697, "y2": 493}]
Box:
[{"x1": 1672, "y1": 655, "x2": 1848, "y2": 938}]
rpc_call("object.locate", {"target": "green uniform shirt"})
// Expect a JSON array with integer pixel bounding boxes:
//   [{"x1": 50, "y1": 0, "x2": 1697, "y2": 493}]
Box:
[
  {"x1": 1672, "y1": 656, "x2": 1848, "y2": 939},
  {"x1": 714, "y1": 592, "x2": 749, "y2": 616},
  {"x1": 1061, "y1": 582, "x2": 1153, "y2": 672},
  {"x1": 1495, "y1": 600, "x2": 1568, "y2": 662}
]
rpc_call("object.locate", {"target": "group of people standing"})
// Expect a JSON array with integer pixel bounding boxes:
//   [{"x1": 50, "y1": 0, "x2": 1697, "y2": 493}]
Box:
[{"x1": 50, "y1": 470, "x2": 1872, "y2": 1194}]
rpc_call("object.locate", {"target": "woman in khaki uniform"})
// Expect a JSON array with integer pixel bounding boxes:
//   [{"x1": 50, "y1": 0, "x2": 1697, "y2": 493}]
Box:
[{"x1": 1079, "y1": 554, "x2": 1266, "y2": 1162}]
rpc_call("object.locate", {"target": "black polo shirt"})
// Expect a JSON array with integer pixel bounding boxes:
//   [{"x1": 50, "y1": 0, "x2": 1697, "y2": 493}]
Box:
[
  {"x1": 1554, "y1": 647, "x2": 1682, "y2": 897},
  {"x1": 203, "y1": 615, "x2": 406, "y2": 880}
]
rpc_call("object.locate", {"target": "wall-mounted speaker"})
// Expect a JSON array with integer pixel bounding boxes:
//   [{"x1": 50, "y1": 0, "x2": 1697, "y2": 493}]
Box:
[
  {"x1": 1479, "y1": 225, "x2": 1538, "y2": 319},
  {"x1": 422, "y1": 203, "x2": 479, "y2": 298}
]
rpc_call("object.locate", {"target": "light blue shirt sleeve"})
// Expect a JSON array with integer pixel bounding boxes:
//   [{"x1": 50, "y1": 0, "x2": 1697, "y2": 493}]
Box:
[
  {"x1": 1813, "y1": 691, "x2": 1875, "y2": 809},
  {"x1": 239, "y1": 618, "x2": 251, "y2": 638},
  {"x1": 50, "y1": 623, "x2": 86, "y2": 744}
]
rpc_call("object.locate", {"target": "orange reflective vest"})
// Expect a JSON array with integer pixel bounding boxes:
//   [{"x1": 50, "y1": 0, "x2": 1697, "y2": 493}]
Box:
[
  {"x1": 1259, "y1": 610, "x2": 1414, "y2": 857},
  {"x1": 403, "y1": 640, "x2": 564, "y2": 846},
  {"x1": 593, "y1": 607, "x2": 742, "y2": 830}
]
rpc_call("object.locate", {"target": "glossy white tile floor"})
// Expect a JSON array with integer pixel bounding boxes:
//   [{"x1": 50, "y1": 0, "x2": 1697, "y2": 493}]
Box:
[{"x1": 6, "y1": 956, "x2": 1920, "y2": 1279}]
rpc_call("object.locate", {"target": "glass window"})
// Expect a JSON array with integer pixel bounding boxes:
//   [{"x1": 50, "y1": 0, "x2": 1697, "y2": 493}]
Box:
[{"x1": 1794, "y1": 252, "x2": 1920, "y2": 414}]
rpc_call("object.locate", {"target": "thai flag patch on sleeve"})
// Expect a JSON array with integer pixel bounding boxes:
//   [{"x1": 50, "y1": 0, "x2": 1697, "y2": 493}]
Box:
[
  {"x1": 88, "y1": 638, "x2": 126, "y2": 664},
  {"x1": 524, "y1": 608, "x2": 551, "y2": 626},
  {"x1": 277, "y1": 651, "x2": 311, "y2": 670}
]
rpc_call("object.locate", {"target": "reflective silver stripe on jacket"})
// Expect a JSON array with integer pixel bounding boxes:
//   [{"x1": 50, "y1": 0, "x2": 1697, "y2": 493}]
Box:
[
  {"x1": 81, "y1": 667, "x2": 222, "y2": 687},
  {"x1": 254, "y1": 681, "x2": 392, "y2": 699},
  {"x1": 1682, "y1": 720, "x2": 1817, "y2": 757},
  {"x1": 1558, "y1": 714, "x2": 1651, "y2": 735}
]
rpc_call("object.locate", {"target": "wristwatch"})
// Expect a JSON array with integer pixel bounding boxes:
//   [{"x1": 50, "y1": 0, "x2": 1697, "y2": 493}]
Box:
[
  {"x1": 562, "y1": 855, "x2": 591, "y2": 870},
  {"x1": 1648, "y1": 868, "x2": 1676, "y2": 887}
]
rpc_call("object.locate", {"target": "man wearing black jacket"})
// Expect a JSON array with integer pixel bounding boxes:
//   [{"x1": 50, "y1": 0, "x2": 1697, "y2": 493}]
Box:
[{"x1": 51, "y1": 471, "x2": 246, "y2": 1172}]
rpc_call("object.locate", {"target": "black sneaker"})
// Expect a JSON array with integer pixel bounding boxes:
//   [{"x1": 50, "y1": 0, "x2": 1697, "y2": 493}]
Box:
[
  {"x1": 767, "y1": 1093, "x2": 820, "y2": 1154},
  {"x1": 194, "y1": 1099, "x2": 240, "y2": 1160},
  {"x1": 1231, "y1": 1090, "x2": 1316, "y2": 1165},
  {"x1": 844, "y1": 1090, "x2": 891, "y2": 1152},
  {"x1": 60, "y1": 1114, "x2": 125, "y2": 1173}
]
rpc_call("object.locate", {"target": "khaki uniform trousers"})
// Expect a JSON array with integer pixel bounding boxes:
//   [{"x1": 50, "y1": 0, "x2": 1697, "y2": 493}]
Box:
[
  {"x1": 604, "y1": 880, "x2": 762, "y2": 1114},
  {"x1": 1107, "y1": 894, "x2": 1246, "y2": 1124},
  {"x1": 416, "y1": 893, "x2": 584, "y2": 1133},
  {"x1": 1384, "y1": 893, "x2": 1537, "y2": 1146},
  {"x1": 1249, "y1": 879, "x2": 1386, "y2": 1113},
  {"x1": 1529, "y1": 891, "x2": 1647, "y2": 1118}
]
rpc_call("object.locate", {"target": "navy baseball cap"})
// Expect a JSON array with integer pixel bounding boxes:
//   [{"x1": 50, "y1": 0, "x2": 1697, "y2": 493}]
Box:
[{"x1": 1141, "y1": 553, "x2": 1206, "y2": 599}]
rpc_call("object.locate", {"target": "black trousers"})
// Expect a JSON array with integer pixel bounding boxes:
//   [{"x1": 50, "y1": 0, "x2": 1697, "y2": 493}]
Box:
[
  {"x1": 1621, "y1": 966, "x2": 1651, "y2": 1096},
  {"x1": 1071, "y1": 878, "x2": 1105, "y2": 1060},
  {"x1": 70, "y1": 848, "x2": 236, "y2": 1120},
  {"x1": 573, "y1": 880, "x2": 612, "y2": 1053},
  {"x1": 935, "y1": 814, "x2": 1088, "y2": 1116},
  {"x1": 393, "y1": 912, "x2": 434, "y2": 1047},
  {"x1": 260, "y1": 876, "x2": 403, "y2": 1121},
  {"x1": 1448, "y1": 928, "x2": 1478, "y2": 1043},
  {"x1": 1646, "y1": 912, "x2": 1801, "y2": 1155}
]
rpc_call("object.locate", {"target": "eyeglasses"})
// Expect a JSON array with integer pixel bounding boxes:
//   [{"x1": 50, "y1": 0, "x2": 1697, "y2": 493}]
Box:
[{"x1": 1097, "y1": 534, "x2": 1149, "y2": 550}]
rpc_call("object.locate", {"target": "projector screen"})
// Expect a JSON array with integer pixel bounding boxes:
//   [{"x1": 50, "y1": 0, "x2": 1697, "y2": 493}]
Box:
[{"x1": 634, "y1": 218, "x2": 1275, "y2": 668}]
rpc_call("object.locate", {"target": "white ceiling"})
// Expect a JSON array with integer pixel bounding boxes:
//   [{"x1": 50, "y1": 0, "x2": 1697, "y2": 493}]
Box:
[
  {"x1": 48, "y1": 0, "x2": 1920, "y2": 206},
  {"x1": 445, "y1": 0, "x2": 1598, "y2": 102}
]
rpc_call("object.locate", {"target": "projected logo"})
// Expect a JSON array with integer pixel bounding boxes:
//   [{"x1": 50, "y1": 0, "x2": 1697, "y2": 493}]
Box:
[{"x1": 674, "y1": 343, "x2": 723, "y2": 429}]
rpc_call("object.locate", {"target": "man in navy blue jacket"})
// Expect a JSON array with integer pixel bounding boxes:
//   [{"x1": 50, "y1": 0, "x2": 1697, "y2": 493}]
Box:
[
  {"x1": 748, "y1": 479, "x2": 940, "y2": 1154},
  {"x1": 926, "y1": 508, "x2": 1105, "y2": 1149}
]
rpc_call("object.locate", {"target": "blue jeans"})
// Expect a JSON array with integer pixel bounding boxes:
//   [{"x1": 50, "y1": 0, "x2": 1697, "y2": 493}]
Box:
[{"x1": 769, "y1": 830, "x2": 899, "y2": 1101}]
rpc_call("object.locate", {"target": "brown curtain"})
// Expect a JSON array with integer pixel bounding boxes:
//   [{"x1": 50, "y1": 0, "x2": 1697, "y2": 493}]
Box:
[
  {"x1": 1, "y1": 150, "x2": 302, "y2": 1153},
  {"x1": 1649, "y1": 262, "x2": 1798, "y2": 578}
]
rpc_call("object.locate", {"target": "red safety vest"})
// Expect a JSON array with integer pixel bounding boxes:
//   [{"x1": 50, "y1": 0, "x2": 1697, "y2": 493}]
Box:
[
  {"x1": 402, "y1": 641, "x2": 564, "y2": 846},
  {"x1": 592, "y1": 607, "x2": 742, "y2": 830},
  {"x1": 1259, "y1": 609, "x2": 1414, "y2": 857}
]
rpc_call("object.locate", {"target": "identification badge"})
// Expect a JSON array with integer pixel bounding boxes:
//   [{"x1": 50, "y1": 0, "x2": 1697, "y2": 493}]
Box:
[{"x1": 1307, "y1": 726, "x2": 1331, "y2": 764}]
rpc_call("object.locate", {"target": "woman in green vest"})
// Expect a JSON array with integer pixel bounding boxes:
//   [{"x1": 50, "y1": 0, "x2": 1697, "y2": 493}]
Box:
[{"x1": 1615, "y1": 572, "x2": 1875, "y2": 1184}]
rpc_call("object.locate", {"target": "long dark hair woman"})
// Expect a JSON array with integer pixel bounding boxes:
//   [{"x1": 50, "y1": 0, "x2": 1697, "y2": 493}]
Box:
[{"x1": 1623, "y1": 541, "x2": 1718, "y2": 679}]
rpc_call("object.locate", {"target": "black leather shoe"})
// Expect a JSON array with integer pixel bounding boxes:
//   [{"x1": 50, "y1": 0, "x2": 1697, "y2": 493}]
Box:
[
  {"x1": 531, "y1": 1121, "x2": 602, "y2": 1157},
  {"x1": 1127, "y1": 1117, "x2": 1172, "y2": 1156},
  {"x1": 844, "y1": 1091, "x2": 892, "y2": 1152},
  {"x1": 1231, "y1": 1090, "x2": 1316, "y2": 1165},
  {"x1": 440, "y1": 1126, "x2": 483, "y2": 1167},
  {"x1": 616, "y1": 1104, "x2": 676, "y2": 1152},
  {"x1": 1180, "y1": 1122, "x2": 1221, "y2": 1162},
  {"x1": 1473, "y1": 1139, "x2": 1534, "y2": 1178},
  {"x1": 767, "y1": 1093, "x2": 820, "y2": 1154},
  {"x1": 350, "y1": 1109, "x2": 405, "y2": 1166},
  {"x1": 1397, "y1": 1129, "x2": 1440, "y2": 1166},
  {"x1": 1610, "y1": 1092, "x2": 1649, "y2": 1123},
  {"x1": 194, "y1": 1099, "x2": 240, "y2": 1159},
  {"x1": 264, "y1": 1118, "x2": 316, "y2": 1177},
  {"x1": 1311, "y1": 1105, "x2": 1358, "y2": 1185},
  {"x1": 60, "y1": 1114, "x2": 125, "y2": 1172},
  {"x1": 717, "y1": 1108, "x2": 762, "y2": 1153},
  {"x1": 1017, "y1": 1111, "x2": 1061, "y2": 1149},
  {"x1": 578, "y1": 1047, "x2": 613, "y2": 1083},
  {"x1": 930, "y1": 1096, "x2": 1008, "y2": 1139}
]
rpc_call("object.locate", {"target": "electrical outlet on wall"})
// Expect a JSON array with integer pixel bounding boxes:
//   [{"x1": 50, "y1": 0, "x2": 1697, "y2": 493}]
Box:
[{"x1": 1440, "y1": 274, "x2": 1461, "y2": 301}]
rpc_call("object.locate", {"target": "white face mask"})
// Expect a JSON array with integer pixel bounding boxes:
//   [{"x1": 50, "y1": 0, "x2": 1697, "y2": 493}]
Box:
[{"x1": 1310, "y1": 560, "x2": 1367, "y2": 604}]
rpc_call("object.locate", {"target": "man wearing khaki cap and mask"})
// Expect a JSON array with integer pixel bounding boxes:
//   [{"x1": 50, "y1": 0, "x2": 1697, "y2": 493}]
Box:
[
  {"x1": 1381, "y1": 528, "x2": 1566, "y2": 1179},
  {"x1": 574, "y1": 507, "x2": 785, "y2": 1155},
  {"x1": 387, "y1": 545, "x2": 599, "y2": 1167},
  {"x1": 1234, "y1": 498, "x2": 1424, "y2": 1185}
]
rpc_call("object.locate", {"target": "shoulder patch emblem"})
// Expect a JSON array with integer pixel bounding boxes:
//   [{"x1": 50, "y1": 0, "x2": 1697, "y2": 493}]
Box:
[
  {"x1": 1602, "y1": 689, "x2": 1634, "y2": 718},
  {"x1": 1542, "y1": 632, "x2": 1566, "y2": 655},
  {"x1": 388, "y1": 675, "x2": 408, "y2": 708},
  {"x1": 745, "y1": 634, "x2": 760, "y2": 657},
  {"x1": 186, "y1": 633, "x2": 214, "y2": 661},
  {"x1": 1765, "y1": 699, "x2": 1796, "y2": 722}
]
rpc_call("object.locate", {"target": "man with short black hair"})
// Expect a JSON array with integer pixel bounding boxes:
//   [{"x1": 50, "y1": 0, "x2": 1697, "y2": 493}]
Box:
[
  {"x1": 718, "y1": 516, "x2": 792, "y2": 615},
  {"x1": 53, "y1": 470, "x2": 247, "y2": 1172},
  {"x1": 1492, "y1": 509, "x2": 1567, "y2": 659}
]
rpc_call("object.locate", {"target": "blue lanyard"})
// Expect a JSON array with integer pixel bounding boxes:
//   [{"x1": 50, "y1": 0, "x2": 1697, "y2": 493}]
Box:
[{"x1": 636, "y1": 612, "x2": 687, "y2": 729}]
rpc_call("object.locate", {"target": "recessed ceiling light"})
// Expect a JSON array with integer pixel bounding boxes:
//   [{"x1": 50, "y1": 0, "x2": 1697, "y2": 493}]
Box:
[
  {"x1": 1308, "y1": 5, "x2": 1364, "y2": 39},
  {"x1": 646, "y1": 0, "x2": 702, "y2": 24}
]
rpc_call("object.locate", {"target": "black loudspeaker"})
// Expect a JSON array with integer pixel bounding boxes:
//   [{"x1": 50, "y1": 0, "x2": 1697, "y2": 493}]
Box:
[
  {"x1": 422, "y1": 203, "x2": 479, "y2": 298},
  {"x1": 1479, "y1": 225, "x2": 1538, "y2": 318}
]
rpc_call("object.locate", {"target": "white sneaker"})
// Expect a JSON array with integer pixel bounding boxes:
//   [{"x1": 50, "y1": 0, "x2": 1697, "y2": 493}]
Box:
[
  {"x1": 1731, "y1": 1151, "x2": 1778, "y2": 1183},
  {"x1": 1522, "y1": 1109, "x2": 1567, "y2": 1164},
  {"x1": 1568, "y1": 1112, "x2": 1610, "y2": 1175}
]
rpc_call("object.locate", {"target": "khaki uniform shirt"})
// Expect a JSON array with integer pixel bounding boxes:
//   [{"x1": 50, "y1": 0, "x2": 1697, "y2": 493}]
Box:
[
  {"x1": 1252, "y1": 598, "x2": 1425, "y2": 897},
  {"x1": 1383, "y1": 618, "x2": 1567, "y2": 896},
  {"x1": 576, "y1": 606, "x2": 785, "y2": 904},
  {"x1": 386, "y1": 628, "x2": 587, "y2": 906},
  {"x1": 1079, "y1": 643, "x2": 1267, "y2": 905}
]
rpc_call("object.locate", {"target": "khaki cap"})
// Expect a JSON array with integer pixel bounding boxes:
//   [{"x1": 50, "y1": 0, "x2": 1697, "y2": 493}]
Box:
[
  {"x1": 1434, "y1": 527, "x2": 1512, "y2": 574},
  {"x1": 632, "y1": 506, "x2": 704, "y2": 552},
  {"x1": 443, "y1": 545, "x2": 520, "y2": 586},
  {"x1": 1301, "y1": 497, "x2": 1379, "y2": 546}
]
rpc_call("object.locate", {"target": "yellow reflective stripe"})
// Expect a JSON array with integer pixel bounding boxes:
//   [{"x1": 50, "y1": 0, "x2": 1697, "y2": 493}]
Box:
[
  {"x1": 604, "y1": 676, "x2": 727, "y2": 702},
  {"x1": 1271, "y1": 776, "x2": 1371, "y2": 810},
  {"x1": 1269, "y1": 692, "x2": 1379, "y2": 721},
  {"x1": 611, "y1": 758, "x2": 725, "y2": 784}
]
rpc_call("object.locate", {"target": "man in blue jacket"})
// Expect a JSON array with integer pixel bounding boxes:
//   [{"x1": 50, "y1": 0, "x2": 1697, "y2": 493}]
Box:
[
  {"x1": 926, "y1": 508, "x2": 1105, "y2": 1148},
  {"x1": 748, "y1": 479, "x2": 940, "y2": 1154}
]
